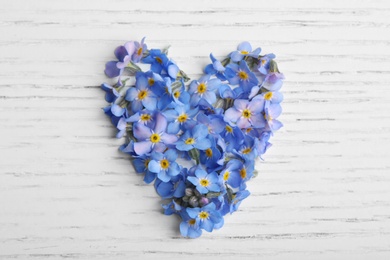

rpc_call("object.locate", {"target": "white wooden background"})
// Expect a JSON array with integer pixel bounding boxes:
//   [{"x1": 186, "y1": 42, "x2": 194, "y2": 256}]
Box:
[{"x1": 1, "y1": 0, "x2": 390, "y2": 259}]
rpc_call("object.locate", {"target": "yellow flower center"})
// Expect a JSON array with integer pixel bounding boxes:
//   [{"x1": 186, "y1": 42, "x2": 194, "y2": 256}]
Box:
[
  {"x1": 155, "y1": 57, "x2": 163, "y2": 64},
  {"x1": 137, "y1": 47, "x2": 143, "y2": 56},
  {"x1": 246, "y1": 128, "x2": 252, "y2": 134},
  {"x1": 205, "y1": 148, "x2": 213, "y2": 158},
  {"x1": 261, "y1": 59, "x2": 267, "y2": 65},
  {"x1": 197, "y1": 83, "x2": 207, "y2": 94},
  {"x1": 150, "y1": 133, "x2": 161, "y2": 143},
  {"x1": 174, "y1": 91, "x2": 181, "y2": 99},
  {"x1": 238, "y1": 71, "x2": 248, "y2": 80},
  {"x1": 138, "y1": 90, "x2": 148, "y2": 100},
  {"x1": 225, "y1": 125, "x2": 233, "y2": 133},
  {"x1": 240, "y1": 168, "x2": 247, "y2": 179},
  {"x1": 148, "y1": 78, "x2": 155, "y2": 86},
  {"x1": 144, "y1": 158, "x2": 151, "y2": 168},
  {"x1": 140, "y1": 114, "x2": 151, "y2": 122},
  {"x1": 188, "y1": 219, "x2": 196, "y2": 225},
  {"x1": 264, "y1": 113, "x2": 272, "y2": 121},
  {"x1": 178, "y1": 114, "x2": 188, "y2": 123},
  {"x1": 264, "y1": 92, "x2": 273, "y2": 101},
  {"x1": 199, "y1": 178, "x2": 209, "y2": 187},
  {"x1": 199, "y1": 211, "x2": 209, "y2": 220},
  {"x1": 242, "y1": 147, "x2": 252, "y2": 154},
  {"x1": 242, "y1": 109, "x2": 252, "y2": 119},
  {"x1": 223, "y1": 171, "x2": 230, "y2": 181},
  {"x1": 160, "y1": 159, "x2": 170, "y2": 169},
  {"x1": 184, "y1": 138, "x2": 195, "y2": 145},
  {"x1": 165, "y1": 86, "x2": 169, "y2": 94},
  {"x1": 240, "y1": 50, "x2": 249, "y2": 55}
]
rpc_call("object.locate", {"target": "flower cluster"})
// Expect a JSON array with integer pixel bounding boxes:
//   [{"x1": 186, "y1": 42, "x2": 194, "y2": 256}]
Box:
[{"x1": 102, "y1": 38, "x2": 284, "y2": 238}]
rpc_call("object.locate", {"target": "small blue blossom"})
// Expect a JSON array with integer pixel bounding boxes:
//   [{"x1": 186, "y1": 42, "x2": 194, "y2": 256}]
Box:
[
  {"x1": 225, "y1": 60, "x2": 259, "y2": 93},
  {"x1": 175, "y1": 124, "x2": 211, "y2": 151},
  {"x1": 186, "y1": 202, "x2": 224, "y2": 232},
  {"x1": 101, "y1": 83, "x2": 120, "y2": 103},
  {"x1": 142, "y1": 49, "x2": 169, "y2": 74},
  {"x1": 163, "y1": 104, "x2": 198, "y2": 134},
  {"x1": 204, "y1": 53, "x2": 227, "y2": 81},
  {"x1": 132, "y1": 155, "x2": 157, "y2": 184},
  {"x1": 230, "y1": 41, "x2": 261, "y2": 62},
  {"x1": 188, "y1": 74, "x2": 221, "y2": 106},
  {"x1": 179, "y1": 211, "x2": 202, "y2": 238},
  {"x1": 257, "y1": 53, "x2": 276, "y2": 75},
  {"x1": 125, "y1": 72, "x2": 157, "y2": 112},
  {"x1": 187, "y1": 168, "x2": 220, "y2": 194},
  {"x1": 148, "y1": 149, "x2": 181, "y2": 182},
  {"x1": 220, "y1": 159, "x2": 243, "y2": 188}
]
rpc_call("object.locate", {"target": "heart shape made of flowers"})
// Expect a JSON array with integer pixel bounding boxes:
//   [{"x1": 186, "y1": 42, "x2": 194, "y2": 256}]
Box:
[{"x1": 101, "y1": 38, "x2": 284, "y2": 238}]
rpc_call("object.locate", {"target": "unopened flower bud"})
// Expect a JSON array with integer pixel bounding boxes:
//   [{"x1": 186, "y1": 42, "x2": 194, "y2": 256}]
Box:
[
  {"x1": 199, "y1": 197, "x2": 209, "y2": 207},
  {"x1": 185, "y1": 188, "x2": 193, "y2": 197},
  {"x1": 189, "y1": 196, "x2": 199, "y2": 207}
]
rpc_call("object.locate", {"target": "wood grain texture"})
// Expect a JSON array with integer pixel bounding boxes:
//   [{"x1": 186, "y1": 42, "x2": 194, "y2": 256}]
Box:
[{"x1": 1, "y1": 0, "x2": 390, "y2": 259}]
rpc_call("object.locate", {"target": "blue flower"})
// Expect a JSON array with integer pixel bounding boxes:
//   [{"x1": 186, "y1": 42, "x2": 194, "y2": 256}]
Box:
[
  {"x1": 224, "y1": 98, "x2": 265, "y2": 129},
  {"x1": 142, "y1": 49, "x2": 169, "y2": 74},
  {"x1": 233, "y1": 135, "x2": 259, "y2": 161},
  {"x1": 257, "y1": 53, "x2": 276, "y2": 75},
  {"x1": 132, "y1": 155, "x2": 157, "y2": 184},
  {"x1": 204, "y1": 53, "x2": 227, "y2": 81},
  {"x1": 230, "y1": 41, "x2": 261, "y2": 62},
  {"x1": 101, "y1": 83, "x2": 120, "y2": 103},
  {"x1": 199, "y1": 137, "x2": 222, "y2": 170},
  {"x1": 125, "y1": 72, "x2": 157, "y2": 112},
  {"x1": 187, "y1": 168, "x2": 220, "y2": 194},
  {"x1": 171, "y1": 80, "x2": 190, "y2": 105},
  {"x1": 157, "y1": 77, "x2": 174, "y2": 110},
  {"x1": 225, "y1": 60, "x2": 259, "y2": 93},
  {"x1": 188, "y1": 74, "x2": 221, "y2": 106},
  {"x1": 221, "y1": 124, "x2": 245, "y2": 152},
  {"x1": 163, "y1": 104, "x2": 198, "y2": 134},
  {"x1": 175, "y1": 124, "x2": 211, "y2": 151},
  {"x1": 154, "y1": 171, "x2": 186, "y2": 199},
  {"x1": 132, "y1": 113, "x2": 178, "y2": 155},
  {"x1": 220, "y1": 159, "x2": 242, "y2": 188},
  {"x1": 197, "y1": 112, "x2": 225, "y2": 135},
  {"x1": 186, "y1": 202, "x2": 223, "y2": 232},
  {"x1": 126, "y1": 109, "x2": 155, "y2": 128},
  {"x1": 179, "y1": 211, "x2": 202, "y2": 238},
  {"x1": 104, "y1": 41, "x2": 135, "y2": 78},
  {"x1": 259, "y1": 103, "x2": 283, "y2": 132},
  {"x1": 148, "y1": 149, "x2": 181, "y2": 182}
]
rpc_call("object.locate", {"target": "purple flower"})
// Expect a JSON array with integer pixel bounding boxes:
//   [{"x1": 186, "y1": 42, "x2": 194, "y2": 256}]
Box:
[
  {"x1": 132, "y1": 113, "x2": 178, "y2": 155},
  {"x1": 224, "y1": 99, "x2": 265, "y2": 129},
  {"x1": 132, "y1": 37, "x2": 147, "y2": 63},
  {"x1": 230, "y1": 41, "x2": 261, "y2": 62},
  {"x1": 225, "y1": 60, "x2": 259, "y2": 93},
  {"x1": 262, "y1": 72, "x2": 285, "y2": 92},
  {"x1": 104, "y1": 41, "x2": 136, "y2": 78},
  {"x1": 101, "y1": 83, "x2": 120, "y2": 103}
]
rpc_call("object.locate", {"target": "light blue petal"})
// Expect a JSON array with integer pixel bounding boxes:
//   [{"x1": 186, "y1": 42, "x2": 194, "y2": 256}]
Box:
[
  {"x1": 186, "y1": 207, "x2": 200, "y2": 219},
  {"x1": 238, "y1": 41, "x2": 252, "y2": 52},
  {"x1": 230, "y1": 51, "x2": 244, "y2": 62},
  {"x1": 187, "y1": 176, "x2": 199, "y2": 186},
  {"x1": 165, "y1": 149, "x2": 177, "y2": 161},
  {"x1": 194, "y1": 138, "x2": 211, "y2": 150},
  {"x1": 148, "y1": 160, "x2": 161, "y2": 173},
  {"x1": 133, "y1": 123, "x2": 152, "y2": 140},
  {"x1": 133, "y1": 141, "x2": 152, "y2": 155},
  {"x1": 200, "y1": 219, "x2": 214, "y2": 232}
]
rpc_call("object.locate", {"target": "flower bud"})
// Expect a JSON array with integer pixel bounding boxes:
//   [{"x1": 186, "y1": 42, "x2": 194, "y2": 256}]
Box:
[
  {"x1": 199, "y1": 197, "x2": 209, "y2": 207},
  {"x1": 185, "y1": 188, "x2": 193, "y2": 197},
  {"x1": 189, "y1": 196, "x2": 199, "y2": 207}
]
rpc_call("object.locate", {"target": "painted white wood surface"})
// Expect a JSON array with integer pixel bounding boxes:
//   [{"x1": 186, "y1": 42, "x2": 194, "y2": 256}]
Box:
[{"x1": 1, "y1": 0, "x2": 390, "y2": 259}]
